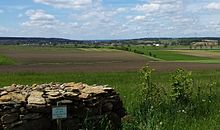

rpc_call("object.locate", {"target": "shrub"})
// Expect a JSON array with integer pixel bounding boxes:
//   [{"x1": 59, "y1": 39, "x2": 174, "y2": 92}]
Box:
[
  {"x1": 171, "y1": 69, "x2": 193, "y2": 104},
  {"x1": 126, "y1": 65, "x2": 218, "y2": 130}
]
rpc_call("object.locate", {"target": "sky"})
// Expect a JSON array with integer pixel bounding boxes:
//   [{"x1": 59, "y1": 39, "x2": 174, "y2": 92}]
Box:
[{"x1": 0, "y1": 0, "x2": 220, "y2": 40}]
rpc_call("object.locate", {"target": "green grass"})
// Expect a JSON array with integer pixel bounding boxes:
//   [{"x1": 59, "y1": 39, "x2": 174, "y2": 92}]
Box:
[
  {"x1": 0, "y1": 55, "x2": 16, "y2": 65},
  {"x1": 123, "y1": 46, "x2": 220, "y2": 63},
  {"x1": 148, "y1": 50, "x2": 210, "y2": 61},
  {"x1": 128, "y1": 46, "x2": 211, "y2": 61},
  {"x1": 0, "y1": 70, "x2": 220, "y2": 130}
]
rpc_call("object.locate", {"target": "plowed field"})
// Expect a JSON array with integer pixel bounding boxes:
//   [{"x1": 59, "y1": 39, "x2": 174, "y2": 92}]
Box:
[{"x1": 0, "y1": 46, "x2": 219, "y2": 72}]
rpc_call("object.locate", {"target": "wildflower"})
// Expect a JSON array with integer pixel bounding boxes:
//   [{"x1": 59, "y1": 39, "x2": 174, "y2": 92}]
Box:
[{"x1": 182, "y1": 110, "x2": 187, "y2": 113}]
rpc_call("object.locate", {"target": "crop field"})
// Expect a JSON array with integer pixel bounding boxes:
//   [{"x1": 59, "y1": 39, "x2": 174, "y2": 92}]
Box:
[
  {"x1": 0, "y1": 45, "x2": 219, "y2": 72},
  {"x1": 0, "y1": 45, "x2": 220, "y2": 130},
  {"x1": 0, "y1": 45, "x2": 150, "y2": 72}
]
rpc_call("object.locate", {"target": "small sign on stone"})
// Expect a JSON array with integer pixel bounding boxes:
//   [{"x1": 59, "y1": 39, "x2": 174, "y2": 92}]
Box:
[{"x1": 52, "y1": 106, "x2": 67, "y2": 119}]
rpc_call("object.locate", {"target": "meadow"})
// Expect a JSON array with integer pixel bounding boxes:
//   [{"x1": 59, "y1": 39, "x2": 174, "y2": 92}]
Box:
[
  {"x1": 0, "y1": 70, "x2": 220, "y2": 130},
  {"x1": 124, "y1": 45, "x2": 220, "y2": 63},
  {"x1": 0, "y1": 45, "x2": 220, "y2": 129}
]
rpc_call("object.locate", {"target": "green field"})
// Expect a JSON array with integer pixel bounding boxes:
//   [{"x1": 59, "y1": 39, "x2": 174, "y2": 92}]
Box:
[
  {"x1": 0, "y1": 69, "x2": 220, "y2": 130},
  {"x1": 125, "y1": 46, "x2": 220, "y2": 63}
]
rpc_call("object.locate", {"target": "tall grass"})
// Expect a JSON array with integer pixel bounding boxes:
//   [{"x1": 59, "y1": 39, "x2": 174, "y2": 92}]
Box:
[{"x1": 123, "y1": 66, "x2": 220, "y2": 130}]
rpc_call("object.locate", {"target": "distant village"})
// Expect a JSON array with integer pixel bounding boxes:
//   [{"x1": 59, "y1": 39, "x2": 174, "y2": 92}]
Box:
[{"x1": 0, "y1": 37, "x2": 219, "y2": 49}]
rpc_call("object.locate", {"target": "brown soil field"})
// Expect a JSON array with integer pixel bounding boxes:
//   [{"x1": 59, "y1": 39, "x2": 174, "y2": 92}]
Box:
[
  {"x1": 0, "y1": 62, "x2": 219, "y2": 72},
  {"x1": 0, "y1": 47, "x2": 149, "y2": 72},
  {"x1": 0, "y1": 47, "x2": 219, "y2": 72}
]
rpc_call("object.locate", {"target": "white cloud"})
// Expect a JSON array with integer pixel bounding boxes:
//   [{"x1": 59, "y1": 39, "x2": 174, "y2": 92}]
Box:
[
  {"x1": 133, "y1": 0, "x2": 183, "y2": 14},
  {"x1": 22, "y1": 9, "x2": 58, "y2": 28},
  {"x1": 134, "y1": 3, "x2": 160, "y2": 13},
  {"x1": 206, "y1": 2, "x2": 220, "y2": 10},
  {"x1": 134, "y1": 15, "x2": 146, "y2": 21},
  {"x1": 116, "y1": 8, "x2": 127, "y2": 13},
  {"x1": 5, "y1": 0, "x2": 220, "y2": 39},
  {"x1": 33, "y1": 0, "x2": 93, "y2": 9}
]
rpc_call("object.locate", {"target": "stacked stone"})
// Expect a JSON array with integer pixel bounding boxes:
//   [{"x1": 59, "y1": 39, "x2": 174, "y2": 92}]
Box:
[{"x1": 0, "y1": 82, "x2": 126, "y2": 130}]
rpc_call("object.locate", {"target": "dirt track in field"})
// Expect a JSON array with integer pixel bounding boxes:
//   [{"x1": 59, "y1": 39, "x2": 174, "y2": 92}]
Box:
[
  {"x1": 0, "y1": 47, "x2": 219, "y2": 72},
  {"x1": 0, "y1": 62, "x2": 219, "y2": 73}
]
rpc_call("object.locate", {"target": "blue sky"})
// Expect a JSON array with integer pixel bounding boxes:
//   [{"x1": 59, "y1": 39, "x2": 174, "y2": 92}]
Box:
[{"x1": 0, "y1": 0, "x2": 220, "y2": 40}]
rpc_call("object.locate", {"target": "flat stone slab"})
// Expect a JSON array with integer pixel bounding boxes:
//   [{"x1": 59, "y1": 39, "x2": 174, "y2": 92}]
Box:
[
  {"x1": 27, "y1": 91, "x2": 46, "y2": 105},
  {"x1": 82, "y1": 87, "x2": 106, "y2": 95},
  {"x1": 0, "y1": 95, "x2": 11, "y2": 102}
]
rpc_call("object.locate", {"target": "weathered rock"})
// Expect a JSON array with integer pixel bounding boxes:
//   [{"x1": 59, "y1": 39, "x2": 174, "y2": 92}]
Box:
[
  {"x1": 0, "y1": 91, "x2": 8, "y2": 96},
  {"x1": 27, "y1": 91, "x2": 46, "y2": 105},
  {"x1": 6, "y1": 85, "x2": 16, "y2": 92},
  {"x1": 46, "y1": 91, "x2": 60, "y2": 97},
  {"x1": 1, "y1": 113, "x2": 18, "y2": 124},
  {"x1": 103, "y1": 87, "x2": 114, "y2": 92},
  {"x1": 0, "y1": 95, "x2": 11, "y2": 102},
  {"x1": 47, "y1": 95, "x2": 63, "y2": 100},
  {"x1": 64, "y1": 92, "x2": 79, "y2": 97},
  {"x1": 64, "y1": 82, "x2": 85, "y2": 90},
  {"x1": 0, "y1": 101, "x2": 16, "y2": 105},
  {"x1": 78, "y1": 93, "x2": 90, "y2": 99},
  {"x1": 20, "y1": 113, "x2": 42, "y2": 120},
  {"x1": 10, "y1": 93, "x2": 27, "y2": 104},
  {"x1": 82, "y1": 86, "x2": 106, "y2": 95}
]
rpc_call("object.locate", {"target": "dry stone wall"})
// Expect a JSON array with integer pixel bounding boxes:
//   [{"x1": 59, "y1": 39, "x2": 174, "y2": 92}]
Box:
[{"x1": 0, "y1": 82, "x2": 126, "y2": 130}]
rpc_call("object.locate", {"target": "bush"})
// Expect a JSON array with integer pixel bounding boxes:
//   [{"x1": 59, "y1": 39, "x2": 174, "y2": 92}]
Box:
[
  {"x1": 171, "y1": 69, "x2": 193, "y2": 104},
  {"x1": 149, "y1": 52, "x2": 152, "y2": 56}
]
